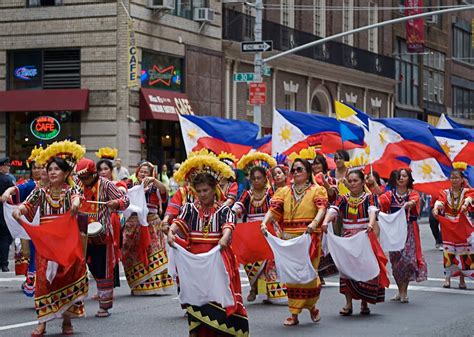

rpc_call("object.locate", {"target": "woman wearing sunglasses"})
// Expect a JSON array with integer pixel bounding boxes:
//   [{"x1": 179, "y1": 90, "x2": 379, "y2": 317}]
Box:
[{"x1": 260, "y1": 158, "x2": 328, "y2": 326}]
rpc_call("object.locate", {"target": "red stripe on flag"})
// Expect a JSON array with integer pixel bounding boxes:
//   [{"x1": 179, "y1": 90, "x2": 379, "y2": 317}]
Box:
[{"x1": 194, "y1": 137, "x2": 253, "y2": 159}]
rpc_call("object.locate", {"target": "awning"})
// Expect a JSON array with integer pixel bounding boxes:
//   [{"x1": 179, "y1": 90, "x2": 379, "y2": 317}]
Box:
[
  {"x1": 140, "y1": 88, "x2": 194, "y2": 122},
  {"x1": 0, "y1": 89, "x2": 89, "y2": 112}
]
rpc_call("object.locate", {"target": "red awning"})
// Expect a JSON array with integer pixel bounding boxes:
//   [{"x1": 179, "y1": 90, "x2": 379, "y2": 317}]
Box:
[
  {"x1": 0, "y1": 89, "x2": 89, "y2": 112},
  {"x1": 140, "y1": 88, "x2": 194, "y2": 122}
]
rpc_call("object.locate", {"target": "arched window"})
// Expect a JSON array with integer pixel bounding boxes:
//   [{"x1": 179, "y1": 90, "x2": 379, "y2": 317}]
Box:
[{"x1": 310, "y1": 85, "x2": 332, "y2": 115}]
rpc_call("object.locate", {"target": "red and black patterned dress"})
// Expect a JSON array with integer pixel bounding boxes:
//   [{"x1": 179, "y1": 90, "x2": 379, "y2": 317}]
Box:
[
  {"x1": 173, "y1": 201, "x2": 249, "y2": 337},
  {"x1": 330, "y1": 192, "x2": 385, "y2": 304}
]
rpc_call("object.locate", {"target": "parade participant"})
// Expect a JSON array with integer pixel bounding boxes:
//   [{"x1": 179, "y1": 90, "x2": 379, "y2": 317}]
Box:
[
  {"x1": 312, "y1": 153, "x2": 337, "y2": 202},
  {"x1": 432, "y1": 163, "x2": 474, "y2": 289},
  {"x1": 218, "y1": 152, "x2": 239, "y2": 207},
  {"x1": 233, "y1": 152, "x2": 287, "y2": 304},
  {"x1": 322, "y1": 169, "x2": 385, "y2": 316},
  {"x1": 167, "y1": 154, "x2": 248, "y2": 337},
  {"x1": 12, "y1": 141, "x2": 88, "y2": 336},
  {"x1": 260, "y1": 158, "x2": 327, "y2": 326},
  {"x1": 1, "y1": 146, "x2": 47, "y2": 297},
  {"x1": 269, "y1": 153, "x2": 289, "y2": 193},
  {"x1": 366, "y1": 171, "x2": 385, "y2": 196},
  {"x1": 123, "y1": 161, "x2": 172, "y2": 295},
  {"x1": 75, "y1": 157, "x2": 129, "y2": 317},
  {"x1": 330, "y1": 150, "x2": 350, "y2": 196},
  {"x1": 96, "y1": 147, "x2": 128, "y2": 289},
  {"x1": 378, "y1": 168, "x2": 427, "y2": 303}
]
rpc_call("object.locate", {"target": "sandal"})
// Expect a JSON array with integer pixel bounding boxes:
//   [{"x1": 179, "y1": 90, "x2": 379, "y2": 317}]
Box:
[
  {"x1": 31, "y1": 326, "x2": 46, "y2": 337},
  {"x1": 95, "y1": 309, "x2": 111, "y2": 318},
  {"x1": 360, "y1": 306, "x2": 371, "y2": 315},
  {"x1": 61, "y1": 323, "x2": 74, "y2": 336},
  {"x1": 390, "y1": 295, "x2": 401, "y2": 302},
  {"x1": 310, "y1": 307, "x2": 321, "y2": 323},
  {"x1": 400, "y1": 297, "x2": 409, "y2": 303},
  {"x1": 339, "y1": 306, "x2": 353, "y2": 316},
  {"x1": 283, "y1": 316, "x2": 299, "y2": 326},
  {"x1": 91, "y1": 294, "x2": 99, "y2": 301},
  {"x1": 246, "y1": 290, "x2": 256, "y2": 302},
  {"x1": 459, "y1": 283, "x2": 467, "y2": 290},
  {"x1": 442, "y1": 281, "x2": 451, "y2": 288}
]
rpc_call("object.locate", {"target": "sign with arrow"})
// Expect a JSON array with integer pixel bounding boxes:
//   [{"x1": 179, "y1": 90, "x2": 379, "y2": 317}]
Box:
[{"x1": 241, "y1": 40, "x2": 273, "y2": 53}]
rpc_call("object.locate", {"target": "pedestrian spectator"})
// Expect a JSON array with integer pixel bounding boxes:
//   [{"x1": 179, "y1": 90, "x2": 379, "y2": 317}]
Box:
[
  {"x1": 113, "y1": 158, "x2": 130, "y2": 181},
  {"x1": 168, "y1": 163, "x2": 180, "y2": 198},
  {"x1": 0, "y1": 157, "x2": 14, "y2": 272},
  {"x1": 159, "y1": 164, "x2": 170, "y2": 192}
]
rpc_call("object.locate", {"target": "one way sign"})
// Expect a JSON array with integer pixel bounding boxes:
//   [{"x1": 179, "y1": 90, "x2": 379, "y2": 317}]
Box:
[{"x1": 241, "y1": 40, "x2": 273, "y2": 53}]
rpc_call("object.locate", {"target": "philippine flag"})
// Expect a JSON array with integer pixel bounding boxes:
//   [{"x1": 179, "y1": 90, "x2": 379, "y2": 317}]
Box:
[
  {"x1": 271, "y1": 109, "x2": 365, "y2": 156},
  {"x1": 436, "y1": 113, "x2": 463, "y2": 129},
  {"x1": 178, "y1": 114, "x2": 259, "y2": 159},
  {"x1": 406, "y1": 157, "x2": 452, "y2": 196},
  {"x1": 253, "y1": 135, "x2": 272, "y2": 154}
]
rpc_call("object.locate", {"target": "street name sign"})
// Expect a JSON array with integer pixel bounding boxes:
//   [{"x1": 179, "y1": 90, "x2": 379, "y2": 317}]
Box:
[{"x1": 233, "y1": 73, "x2": 255, "y2": 82}]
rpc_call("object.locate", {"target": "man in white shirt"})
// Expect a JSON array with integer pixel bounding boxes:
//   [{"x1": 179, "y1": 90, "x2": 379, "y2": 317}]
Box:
[{"x1": 113, "y1": 158, "x2": 130, "y2": 181}]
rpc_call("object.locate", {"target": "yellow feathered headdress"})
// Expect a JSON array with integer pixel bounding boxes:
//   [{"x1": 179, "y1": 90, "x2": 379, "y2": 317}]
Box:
[
  {"x1": 28, "y1": 146, "x2": 44, "y2": 163},
  {"x1": 188, "y1": 149, "x2": 217, "y2": 158},
  {"x1": 173, "y1": 154, "x2": 235, "y2": 183},
  {"x1": 218, "y1": 151, "x2": 237, "y2": 169},
  {"x1": 36, "y1": 140, "x2": 86, "y2": 169},
  {"x1": 237, "y1": 151, "x2": 277, "y2": 173},
  {"x1": 344, "y1": 155, "x2": 369, "y2": 172},
  {"x1": 288, "y1": 146, "x2": 318, "y2": 163},
  {"x1": 453, "y1": 161, "x2": 467, "y2": 172},
  {"x1": 95, "y1": 147, "x2": 118, "y2": 160}
]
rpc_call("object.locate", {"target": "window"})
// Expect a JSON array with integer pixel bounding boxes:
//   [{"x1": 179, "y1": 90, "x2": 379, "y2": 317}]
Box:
[
  {"x1": 313, "y1": 0, "x2": 326, "y2": 37},
  {"x1": 368, "y1": 2, "x2": 378, "y2": 53},
  {"x1": 281, "y1": 0, "x2": 294, "y2": 28},
  {"x1": 453, "y1": 23, "x2": 473, "y2": 64},
  {"x1": 244, "y1": 6, "x2": 254, "y2": 40},
  {"x1": 284, "y1": 93, "x2": 296, "y2": 110},
  {"x1": 342, "y1": 0, "x2": 354, "y2": 46},
  {"x1": 452, "y1": 86, "x2": 474, "y2": 119},
  {"x1": 395, "y1": 39, "x2": 419, "y2": 106},
  {"x1": 28, "y1": 0, "x2": 63, "y2": 6},
  {"x1": 423, "y1": 49, "x2": 445, "y2": 104},
  {"x1": 141, "y1": 51, "x2": 184, "y2": 92},
  {"x1": 173, "y1": 0, "x2": 208, "y2": 20}
]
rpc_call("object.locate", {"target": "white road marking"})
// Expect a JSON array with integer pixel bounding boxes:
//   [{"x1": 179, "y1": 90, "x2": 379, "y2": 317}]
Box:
[{"x1": 0, "y1": 321, "x2": 37, "y2": 331}]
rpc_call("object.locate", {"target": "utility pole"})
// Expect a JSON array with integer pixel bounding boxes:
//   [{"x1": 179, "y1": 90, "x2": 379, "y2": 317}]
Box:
[{"x1": 253, "y1": 0, "x2": 263, "y2": 137}]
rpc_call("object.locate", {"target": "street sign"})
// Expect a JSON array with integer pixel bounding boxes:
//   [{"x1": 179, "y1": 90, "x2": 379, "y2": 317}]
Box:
[
  {"x1": 262, "y1": 65, "x2": 271, "y2": 77},
  {"x1": 249, "y1": 82, "x2": 266, "y2": 105},
  {"x1": 241, "y1": 40, "x2": 273, "y2": 53},
  {"x1": 233, "y1": 73, "x2": 255, "y2": 82}
]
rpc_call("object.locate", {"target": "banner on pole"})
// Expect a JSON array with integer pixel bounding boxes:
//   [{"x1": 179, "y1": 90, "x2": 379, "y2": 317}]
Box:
[
  {"x1": 127, "y1": 19, "x2": 138, "y2": 87},
  {"x1": 405, "y1": 0, "x2": 425, "y2": 53}
]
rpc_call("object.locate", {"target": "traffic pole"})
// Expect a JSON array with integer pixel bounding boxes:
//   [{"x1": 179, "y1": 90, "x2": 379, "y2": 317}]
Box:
[{"x1": 253, "y1": 0, "x2": 263, "y2": 137}]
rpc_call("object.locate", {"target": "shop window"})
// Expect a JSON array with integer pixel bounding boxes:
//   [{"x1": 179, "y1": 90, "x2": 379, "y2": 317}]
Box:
[
  {"x1": 145, "y1": 120, "x2": 185, "y2": 167},
  {"x1": 8, "y1": 49, "x2": 80, "y2": 90},
  {"x1": 141, "y1": 50, "x2": 184, "y2": 92},
  {"x1": 27, "y1": 0, "x2": 63, "y2": 7},
  {"x1": 7, "y1": 111, "x2": 81, "y2": 178}
]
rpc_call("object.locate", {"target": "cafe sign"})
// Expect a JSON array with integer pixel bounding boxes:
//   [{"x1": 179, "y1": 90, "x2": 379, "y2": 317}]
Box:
[{"x1": 30, "y1": 116, "x2": 60, "y2": 140}]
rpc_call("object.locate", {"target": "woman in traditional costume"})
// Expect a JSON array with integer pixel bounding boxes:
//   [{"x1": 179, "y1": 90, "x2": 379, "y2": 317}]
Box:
[
  {"x1": 2, "y1": 146, "x2": 47, "y2": 297},
  {"x1": 167, "y1": 154, "x2": 249, "y2": 337},
  {"x1": 217, "y1": 152, "x2": 239, "y2": 207},
  {"x1": 322, "y1": 169, "x2": 384, "y2": 316},
  {"x1": 13, "y1": 141, "x2": 88, "y2": 336},
  {"x1": 122, "y1": 161, "x2": 173, "y2": 295},
  {"x1": 269, "y1": 153, "x2": 289, "y2": 193},
  {"x1": 432, "y1": 162, "x2": 474, "y2": 289},
  {"x1": 378, "y1": 168, "x2": 427, "y2": 303},
  {"x1": 260, "y1": 158, "x2": 327, "y2": 326},
  {"x1": 233, "y1": 152, "x2": 287, "y2": 304}
]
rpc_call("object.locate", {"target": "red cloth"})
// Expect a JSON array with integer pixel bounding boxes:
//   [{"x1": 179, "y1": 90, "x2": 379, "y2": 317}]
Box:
[
  {"x1": 368, "y1": 231, "x2": 390, "y2": 288},
  {"x1": 231, "y1": 221, "x2": 276, "y2": 264},
  {"x1": 439, "y1": 214, "x2": 474, "y2": 244},
  {"x1": 19, "y1": 213, "x2": 84, "y2": 267},
  {"x1": 412, "y1": 220, "x2": 424, "y2": 268},
  {"x1": 138, "y1": 225, "x2": 152, "y2": 266}
]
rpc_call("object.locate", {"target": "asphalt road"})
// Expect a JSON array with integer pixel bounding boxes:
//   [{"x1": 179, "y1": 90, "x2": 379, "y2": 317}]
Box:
[{"x1": 1, "y1": 218, "x2": 473, "y2": 337}]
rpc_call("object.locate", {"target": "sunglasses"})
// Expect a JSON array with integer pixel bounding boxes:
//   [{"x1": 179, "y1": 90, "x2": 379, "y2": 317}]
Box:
[{"x1": 291, "y1": 166, "x2": 305, "y2": 174}]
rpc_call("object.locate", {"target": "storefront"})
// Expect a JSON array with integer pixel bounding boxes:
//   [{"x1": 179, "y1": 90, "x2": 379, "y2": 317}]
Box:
[
  {"x1": 139, "y1": 50, "x2": 193, "y2": 167},
  {"x1": 0, "y1": 89, "x2": 88, "y2": 180}
]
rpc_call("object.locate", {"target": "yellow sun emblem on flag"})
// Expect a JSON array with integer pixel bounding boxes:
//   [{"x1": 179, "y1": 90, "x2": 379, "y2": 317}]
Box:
[
  {"x1": 187, "y1": 128, "x2": 199, "y2": 140},
  {"x1": 420, "y1": 162, "x2": 433, "y2": 179},
  {"x1": 440, "y1": 141, "x2": 453, "y2": 156},
  {"x1": 279, "y1": 126, "x2": 293, "y2": 144},
  {"x1": 378, "y1": 130, "x2": 387, "y2": 144}
]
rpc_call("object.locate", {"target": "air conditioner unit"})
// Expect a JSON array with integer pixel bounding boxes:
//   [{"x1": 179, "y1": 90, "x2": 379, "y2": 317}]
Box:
[
  {"x1": 193, "y1": 8, "x2": 215, "y2": 22},
  {"x1": 147, "y1": 0, "x2": 175, "y2": 10},
  {"x1": 426, "y1": 15, "x2": 439, "y2": 24}
]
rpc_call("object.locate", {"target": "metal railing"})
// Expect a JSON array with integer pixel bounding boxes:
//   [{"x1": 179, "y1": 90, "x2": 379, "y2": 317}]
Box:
[{"x1": 223, "y1": 9, "x2": 396, "y2": 79}]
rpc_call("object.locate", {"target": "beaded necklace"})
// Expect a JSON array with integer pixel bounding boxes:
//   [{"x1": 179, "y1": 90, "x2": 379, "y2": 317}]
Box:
[
  {"x1": 347, "y1": 191, "x2": 366, "y2": 215},
  {"x1": 45, "y1": 186, "x2": 66, "y2": 209},
  {"x1": 448, "y1": 188, "x2": 463, "y2": 212}
]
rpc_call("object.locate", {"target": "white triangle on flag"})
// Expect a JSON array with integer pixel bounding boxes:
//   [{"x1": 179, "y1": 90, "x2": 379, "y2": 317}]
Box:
[
  {"x1": 436, "y1": 113, "x2": 453, "y2": 129},
  {"x1": 178, "y1": 114, "x2": 210, "y2": 155},
  {"x1": 410, "y1": 158, "x2": 448, "y2": 184},
  {"x1": 271, "y1": 110, "x2": 306, "y2": 156},
  {"x1": 367, "y1": 119, "x2": 403, "y2": 163},
  {"x1": 434, "y1": 136, "x2": 468, "y2": 161}
]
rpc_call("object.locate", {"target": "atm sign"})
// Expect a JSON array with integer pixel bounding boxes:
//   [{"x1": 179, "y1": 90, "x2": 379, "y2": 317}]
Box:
[{"x1": 30, "y1": 116, "x2": 60, "y2": 140}]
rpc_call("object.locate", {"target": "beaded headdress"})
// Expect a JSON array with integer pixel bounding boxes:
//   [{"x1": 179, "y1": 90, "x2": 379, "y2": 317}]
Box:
[
  {"x1": 236, "y1": 151, "x2": 277, "y2": 173},
  {"x1": 36, "y1": 140, "x2": 85, "y2": 170},
  {"x1": 217, "y1": 151, "x2": 237, "y2": 169}
]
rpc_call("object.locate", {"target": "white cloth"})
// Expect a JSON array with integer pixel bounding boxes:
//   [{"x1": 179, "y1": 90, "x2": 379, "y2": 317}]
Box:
[
  {"x1": 3, "y1": 203, "x2": 40, "y2": 240},
  {"x1": 168, "y1": 244, "x2": 234, "y2": 308},
  {"x1": 265, "y1": 233, "x2": 317, "y2": 284},
  {"x1": 46, "y1": 261, "x2": 59, "y2": 284},
  {"x1": 326, "y1": 223, "x2": 380, "y2": 282},
  {"x1": 123, "y1": 184, "x2": 149, "y2": 226},
  {"x1": 377, "y1": 207, "x2": 408, "y2": 252}
]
